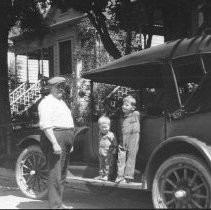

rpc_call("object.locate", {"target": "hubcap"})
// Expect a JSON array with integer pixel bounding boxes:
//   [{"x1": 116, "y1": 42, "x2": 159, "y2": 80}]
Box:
[
  {"x1": 30, "y1": 170, "x2": 36, "y2": 176},
  {"x1": 174, "y1": 190, "x2": 186, "y2": 199}
]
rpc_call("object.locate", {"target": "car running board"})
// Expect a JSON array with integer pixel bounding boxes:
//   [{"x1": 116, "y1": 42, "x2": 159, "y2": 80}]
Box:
[{"x1": 65, "y1": 176, "x2": 147, "y2": 191}]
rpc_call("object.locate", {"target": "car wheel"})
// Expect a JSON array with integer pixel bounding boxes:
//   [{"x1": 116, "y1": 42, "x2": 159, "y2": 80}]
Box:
[
  {"x1": 152, "y1": 154, "x2": 211, "y2": 208},
  {"x1": 15, "y1": 145, "x2": 48, "y2": 200}
]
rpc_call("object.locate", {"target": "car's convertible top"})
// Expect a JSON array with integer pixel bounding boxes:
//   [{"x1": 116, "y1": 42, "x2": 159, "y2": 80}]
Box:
[{"x1": 83, "y1": 35, "x2": 211, "y2": 88}]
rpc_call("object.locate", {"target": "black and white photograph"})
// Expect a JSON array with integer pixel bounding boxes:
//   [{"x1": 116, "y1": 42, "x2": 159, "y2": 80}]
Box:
[{"x1": 0, "y1": 0, "x2": 211, "y2": 209}]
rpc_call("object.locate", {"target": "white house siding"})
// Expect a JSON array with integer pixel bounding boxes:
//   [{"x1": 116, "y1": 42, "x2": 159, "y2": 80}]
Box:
[{"x1": 151, "y1": 35, "x2": 164, "y2": 46}]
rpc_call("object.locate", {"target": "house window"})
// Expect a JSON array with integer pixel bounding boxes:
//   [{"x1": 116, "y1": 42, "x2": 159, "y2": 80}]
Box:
[{"x1": 59, "y1": 40, "x2": 72, "y2": 75}]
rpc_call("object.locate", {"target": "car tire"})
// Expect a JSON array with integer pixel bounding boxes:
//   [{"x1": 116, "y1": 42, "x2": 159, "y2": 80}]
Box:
[
  {"x1": 152, "y1": 154, "x2": 211, "y2": 209},
  {"x1": 15, "y1": 145, "x2": 48, "y2": 200}
]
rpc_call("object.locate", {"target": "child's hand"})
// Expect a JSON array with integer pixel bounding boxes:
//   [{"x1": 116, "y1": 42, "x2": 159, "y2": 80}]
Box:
[{"x1": 70, "y1": 146, "x2": 74, "y2": 153}]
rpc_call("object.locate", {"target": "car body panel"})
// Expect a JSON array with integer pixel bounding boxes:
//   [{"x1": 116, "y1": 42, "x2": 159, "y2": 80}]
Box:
[
  {"x1": 167, "y1": 111, "x2": 211, "y2": 144},
  {"x1": 144, "y1": 135, "x2": 211, "y2": 188}
]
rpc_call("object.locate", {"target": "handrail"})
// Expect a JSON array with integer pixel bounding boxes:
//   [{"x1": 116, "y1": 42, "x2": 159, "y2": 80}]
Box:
[
  {"x1": 9, "y1": 82, "x2": 26, "y2": 96},
  {"x1": 11, "y1": 80, "x2": 41, "y2": 105}
]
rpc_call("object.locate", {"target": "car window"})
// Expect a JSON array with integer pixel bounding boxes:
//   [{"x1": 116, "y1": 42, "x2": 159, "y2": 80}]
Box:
[
  {"x1": 172, "y1": 55, "x2": 206, "y2": 106},
  {"x1": 185, "y1": 70, "x2": 211, "y2": 113}
]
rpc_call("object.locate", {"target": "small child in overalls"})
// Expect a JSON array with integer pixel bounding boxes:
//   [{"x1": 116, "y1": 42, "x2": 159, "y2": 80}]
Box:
[
  {"x1": 95, "y1": 116, "x2": 117, "y2": 181},
  {"x1": 115, "y1": 95, "x2": 140, "y2": 183}
]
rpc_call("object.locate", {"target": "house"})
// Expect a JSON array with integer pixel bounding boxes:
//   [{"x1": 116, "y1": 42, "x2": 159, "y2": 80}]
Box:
[
  {"x1": 11, "y1": 6, "x2": 85, "y2": 81},
  {"x1": 9, "y1": 6, "x2": 85, "y2": 114}
]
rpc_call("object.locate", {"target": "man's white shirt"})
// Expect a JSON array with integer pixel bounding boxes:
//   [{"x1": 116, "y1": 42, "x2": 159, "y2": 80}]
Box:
[{"x1": 38, "y1": 94, "x2": 74, "y2": 130}]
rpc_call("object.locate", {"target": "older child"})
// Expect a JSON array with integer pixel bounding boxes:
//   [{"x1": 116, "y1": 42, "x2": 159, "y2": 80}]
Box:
[
  {"x1": 115, "y1": 95, "x2": 140, "y2": 183},
  {"x1": 95, "y1": 116, "x2": 117, "y2": 181}
]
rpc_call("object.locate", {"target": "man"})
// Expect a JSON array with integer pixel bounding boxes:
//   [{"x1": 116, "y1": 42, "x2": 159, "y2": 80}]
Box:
[{"x1": 38, "y1": 76, "x2": 74, "y2": 209}]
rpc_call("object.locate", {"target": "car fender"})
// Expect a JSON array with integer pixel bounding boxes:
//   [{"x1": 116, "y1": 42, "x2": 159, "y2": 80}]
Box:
[
  {"x1": 17, "y1": 126, "x2": 89, "y2": 149},
  {"x1": 16, "y1": 134, "x2": 41, "y2": 149},
  {"x1": 74, "y1": 126, "x2": 89, "y2": 140},
  {"x1": 144, "y1": 135, "x2": 211, "y2": 189}
]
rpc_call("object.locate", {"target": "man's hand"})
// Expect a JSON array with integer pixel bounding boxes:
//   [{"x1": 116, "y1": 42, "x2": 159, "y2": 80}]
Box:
[
  {"x1": 43, "y1": 128, "x2": 62, "y2": 155},
  {"x1": 52, "y1": 143, "x2": 62, "y2": 155}
]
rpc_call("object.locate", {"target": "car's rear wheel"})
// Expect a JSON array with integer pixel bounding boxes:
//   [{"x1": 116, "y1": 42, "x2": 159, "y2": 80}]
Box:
[
  {"x1": 15, "y1": 145, "x2": 48, "y2": 200},
  {"x1": 152, "y1": 154, "x2": 211, "y2": 208}
]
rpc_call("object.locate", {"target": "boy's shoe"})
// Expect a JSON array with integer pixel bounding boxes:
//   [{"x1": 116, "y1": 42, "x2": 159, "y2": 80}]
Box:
[
  {"x1": 100, "y1": 176, "x2": 109, "y2": 181},
  {"x1": 119, "y1": 178, "x2": 127, "y2": 184},
  {"x1": 125, "y1": 178, "x2": 133, "y2": 183},
  {"x1": 115, "y1": 176, "x2": 125, "y2": 183},
  {"x1": 94, "y1": 175, "x2": 103, "y2": 180}
]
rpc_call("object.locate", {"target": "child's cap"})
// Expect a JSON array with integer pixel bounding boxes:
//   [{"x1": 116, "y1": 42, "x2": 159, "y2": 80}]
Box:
[
  {"x1": 98, "y1": 116, "x2": 110, "y2": 125},
  {"x1": 123, "y1": 95, "x2": 136, "y2": 106}
]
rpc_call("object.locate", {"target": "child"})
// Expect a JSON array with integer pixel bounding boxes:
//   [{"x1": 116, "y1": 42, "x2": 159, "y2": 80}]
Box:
[
  {"x1": 95, "y1": 116, "x2": 117, "y2": 181},
  {"x1": 115, "y1": 95, "x2": 140, "y2": 183}
]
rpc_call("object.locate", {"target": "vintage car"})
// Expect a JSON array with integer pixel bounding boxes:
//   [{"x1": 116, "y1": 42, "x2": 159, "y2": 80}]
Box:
[{"x1": 15, "y1": 35, "x2": 211, "y2": 208}]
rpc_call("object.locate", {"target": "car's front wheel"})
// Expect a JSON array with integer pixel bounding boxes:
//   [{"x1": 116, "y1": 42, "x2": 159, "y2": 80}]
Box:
[
  {"x1": 152, "y1": 154, "x2": 211, "y2": 208},
  {"x1": 15, "y1": 145, "x2": 48, "y2": 200}
]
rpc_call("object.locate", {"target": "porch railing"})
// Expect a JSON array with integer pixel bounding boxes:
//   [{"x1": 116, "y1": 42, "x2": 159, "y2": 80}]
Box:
[
  {"x1": 10, "y1": 80, "x2": 42, "y2": 114},
  {"x1": 9, "y1": 82, "x2": 28, "y2": 105}
]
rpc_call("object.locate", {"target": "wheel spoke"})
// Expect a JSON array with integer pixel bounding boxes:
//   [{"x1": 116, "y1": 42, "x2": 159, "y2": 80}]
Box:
[
  {"x1": 22, "y1": 173, "x2": 30, "y2": 176},
  {"x1": 40, "y1": 176, "x2": 48, "y2": 186},
  {"x1": 40, "y1": 168, "x2": 48, "y2": 173},
  {"x1": 36, "y1": 156, "x2": 41, "y2": 167},
  {"x1": 23, "y1": 164, "x2": 31, "y2": 170},
  {"x1": 26, "y1": 175, "x2": 34, "y2": 184},
  {"x1": 166, "y1": 198, "x2": 175, "y2": 206},
  {"x1": 39, "y1": 161, "x2": 47, "y2": 169},
  {"x1": 40, "y1": 174, "x2": 48, "y2": 180},
  {"x1": 27, "y1": 158, "x2": 33, "y2": 169},
  {"x1": 189, "y1": 173, "x2": 197, "y2": 187},
  {"x1": 163, "y1": 190, "x2": 174, "y2": 194},
  {"x1": 35, "y1": 176, "x2": 41, "y2": 192},
  {"x1": 173, "y1": 170, "x2": 180, "y2": 183},
  {"x1": 31, "y1": 176, "x2": 36, "y2": 190},
  {"x1": 32, "y1": 154, "x2": 36, "y2": 167},
  {"x1": 166, "y1": 178, "x2": 177, "y2": 189},
  {"x1": 192, "y1": 193, "x2": 208, "y2": 199},
  {"x1": 191, "y1": 198, "x2": 203, "y2": 208},
  {"x1": 184, "y1": 168, "x2": 187, "y2": 180},
  {"x1": 192, "y1": 183, "x2": 205, "y2": 192},
  {"x1": 26, "y1": 176, "x2": 32, "y2": 184}
]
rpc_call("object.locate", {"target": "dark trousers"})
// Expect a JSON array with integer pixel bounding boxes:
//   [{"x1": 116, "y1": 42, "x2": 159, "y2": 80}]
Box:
[{"x1": 40, "y1": 129, "x2": 74, "y2": 209}]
